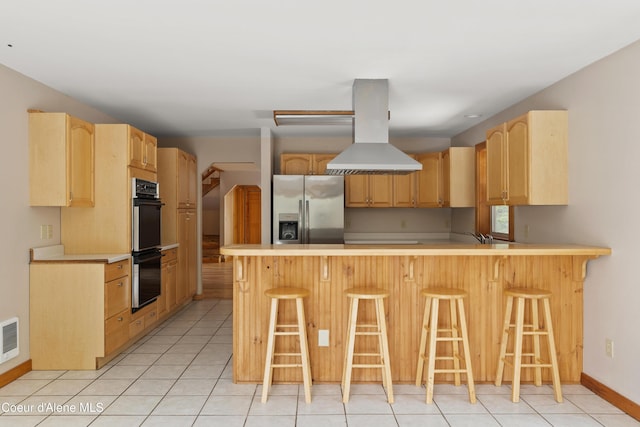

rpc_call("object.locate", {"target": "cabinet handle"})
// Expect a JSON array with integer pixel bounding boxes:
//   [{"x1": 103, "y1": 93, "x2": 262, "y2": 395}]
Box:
[
  {"x1": 69, "y1": 192, "x2": 73, "y2": 202},
  {"x1": 117, "y1": 264, "x2": 123, "y2": 270},
  {"x1": 117, "y1": 317, "x2": 123, "y2": 322},
  {"x1": 136, "y1": 320, "x2": 142, "y2": 325},
  {"x1": 117, "y1": 282, "x2": 123, "y2": 287}
]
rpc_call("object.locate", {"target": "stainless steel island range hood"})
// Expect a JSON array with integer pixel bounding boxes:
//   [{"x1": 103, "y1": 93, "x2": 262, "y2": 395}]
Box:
[{"x1": 326, "y1": 79, "x2": 422, "y2": 175}]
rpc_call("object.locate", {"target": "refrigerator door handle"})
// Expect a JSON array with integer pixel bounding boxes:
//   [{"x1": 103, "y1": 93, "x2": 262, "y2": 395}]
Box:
[
  {"x1": 305, "y1": 200, "x2": 310, "y2": 243},
  {"x1": 298, "y1": 199, "x2": 304, "y2": 244}
]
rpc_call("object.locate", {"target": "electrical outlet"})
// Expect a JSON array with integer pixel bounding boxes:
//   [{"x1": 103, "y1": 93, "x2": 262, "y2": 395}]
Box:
[
  {"x1": 400, "y1": 220, "x2": 407, "y2": 229},
  {"x1": 318, "y1": 329, "x2": 329, "y2": 347},
  {"x1": 40, "y1": 225, "x2": 52, "y2": 239},
  {"x1": 524, "y1": 224, "x2": 530, "y2": 239},
  {"x1": 605, "y1": 338, "x2": 614, "y2": 358}
]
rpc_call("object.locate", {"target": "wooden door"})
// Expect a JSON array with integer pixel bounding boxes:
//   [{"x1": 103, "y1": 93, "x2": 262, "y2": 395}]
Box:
[
  {"x1": 506, "y1": 114, "x2": 530, "y2": 205},
  {"x1": 416, "y1": 152, "x2": 442, "y2": 207},
  {"x1": 486, "y1": 123, "x2": 507, "y2": 204},
  {"x1": 177, "y1": 210, "x2": 190, "y2": 303},
  {"x1": 68, "y1": 116, "x2": 95, "y2": 207},
  {"x1": 232, "y1": 185, "x2": 262, "y2": 244}
]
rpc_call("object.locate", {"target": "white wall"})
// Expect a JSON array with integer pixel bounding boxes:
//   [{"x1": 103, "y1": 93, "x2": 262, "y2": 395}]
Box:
[
  {"x1": 452, "y1": 40, "x2": 640, "y2": 403},
  {"x1": 0, "y1": 64, "x2": 119, "y2": 375}
]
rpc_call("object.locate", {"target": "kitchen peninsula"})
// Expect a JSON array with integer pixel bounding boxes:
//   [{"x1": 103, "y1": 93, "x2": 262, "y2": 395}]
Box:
[{"x1": 220, "y1": 243, "x2": 610, "y2": 385}]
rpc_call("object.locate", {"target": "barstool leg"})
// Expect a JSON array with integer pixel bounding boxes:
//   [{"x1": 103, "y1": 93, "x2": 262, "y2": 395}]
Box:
[
  {"x1": 543, "y1": 298, "x2": 563, "y2": 403},
  {"x1": 531, "y1": 298, "x2": 542, "y2": 386},
  {"x1": 262, "y1": 298, "x2": 279, "y2": 403},
  {"x1": 495, "y1": 295, "x2": 513, "y2": 386},
  {"x1": 342, "y1": 297, "x2": 359, "y2": 403},
  {"x1": 425, "y1": 298, "x2": 440, "y2": 404},
  {"x1": 296, "y1": 297, "x2": 312, "y2": 403},
  {"x1": 456, "y1": 297, "x2": 476, "y2": 403},
  {"x1": 449, "y1": 299, "x2": 461, "y2": 386},
  {"x1": 415, "y1": 296, "x2": 432, "y2": 386},
  {"x1": 511, "y1": 297, "x2": 525, "y2": 403},
  {"x1": 376, "y1": 298, "x2": 394, "y2": 403}
]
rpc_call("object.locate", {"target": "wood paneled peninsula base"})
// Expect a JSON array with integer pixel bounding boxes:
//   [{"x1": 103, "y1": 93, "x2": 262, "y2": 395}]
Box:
[{"x1": 220, "y1": 243, "x2": 610, "y2": 385}]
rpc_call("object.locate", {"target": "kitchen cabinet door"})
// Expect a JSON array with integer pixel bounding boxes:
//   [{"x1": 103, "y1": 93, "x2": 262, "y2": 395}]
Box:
[
  {"x1": 486, "y1": 123, "x2": 507, "y2": 204},
  {"x1": 393, "y1": 155, "x2": 417, "y2": 207},
  {"x1": 280, "y1": 153, "x2": 337, "y2": 175},
  {"x1": 178, "y1": 151, "x2": 197, "y2": 208},
  {"x1": 416, "y1": 152, "x2": 442, "y2": 207},
  {"x1": 177, "y1": 209, "x2": 197, "y2": 302},
  {"x1": 368, "y1": 175, "x2": 393, "y2": 207},
  {"x1": 281, "y1": 153, "x2": 312, "y2": 174},
  {"x1": 345, "y1": 175, "x2": 392, "y2": 207},
  {"x1": 129, "y1": 127, "x2": 157, "y2": 172},
  {"x1": 29, "y1": 112, "x2": 95, "y2": 207},
  {"x1": 311, "y1": 154, "x2": 337, "y2": 175},
  {"x1": 345, "y1": 175, "x2": 369, "y2": 207}
]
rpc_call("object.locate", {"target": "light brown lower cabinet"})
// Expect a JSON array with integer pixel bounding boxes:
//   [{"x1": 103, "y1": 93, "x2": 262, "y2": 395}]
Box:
[{"x1": 30, "y1": 257, "x2": 161, "y2": 370}]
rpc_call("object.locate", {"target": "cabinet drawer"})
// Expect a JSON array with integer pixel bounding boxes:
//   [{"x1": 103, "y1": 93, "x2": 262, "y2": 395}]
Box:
[
  {"x1": 144, "y1": 308, "x2": 158, "y2": 328},
  {"x1": 162, "y1": 248, "x2": 177, "y2": 264},
  {"x1": 105, "y1": 259, "x2": 130, "y2": 282},
  {"x1": 105, "y1": 309, "x2": 130, "y2": 355},
  {"x1": 129, "y1": 317, "x2": 145, "y2": 338},
  {"x1": 105, "y1": 276, "x2": 131, "y2": 319}
]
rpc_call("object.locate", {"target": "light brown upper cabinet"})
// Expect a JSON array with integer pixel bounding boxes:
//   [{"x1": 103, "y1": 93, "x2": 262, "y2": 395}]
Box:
[
  {"x1": 129, "y1": 127, "x2": 157, "y2": 172},
  {"x1": 393, "y1": 154, "x2": 418, "y2": 207},
  {"x1": 177, "y1": 151, "x2": 198, "y2": 208},
  {"x1": 345, "y1": 174, "x2": 393, "y2": 207},
  {"x1": 415, "y1": 148, "x2": 474, "y2": 208},
  {"x1": 280, "y1": 153, "x2": 337, "y2": 175},
  {"x1": 29, "y1": 111, "x2": 95, "y2": 207},
  {"x1": 486, "y1": 110, "x2": 568, "y2": 205},
  {"x1": 416, "y1": 152, "x2": 443, "y2": 207},
  {"x1": 441, "y1": 147, "x2": 475, "y2": 207}
]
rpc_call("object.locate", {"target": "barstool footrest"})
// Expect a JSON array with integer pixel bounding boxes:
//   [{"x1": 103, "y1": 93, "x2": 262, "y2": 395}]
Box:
[{"x1": 272, "y1": 363, "x2": 303, "y2": 368}]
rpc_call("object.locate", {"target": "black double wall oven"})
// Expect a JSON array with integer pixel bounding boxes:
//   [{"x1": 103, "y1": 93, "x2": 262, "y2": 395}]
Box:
[{"x1": 132, "y1": 178, "x2": 162, "y2": 311}]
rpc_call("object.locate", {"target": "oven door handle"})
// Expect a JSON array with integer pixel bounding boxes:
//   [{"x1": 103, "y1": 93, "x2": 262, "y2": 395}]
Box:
[{"x1": 133, "y1": 251, "x2": 162, "y2": 263}]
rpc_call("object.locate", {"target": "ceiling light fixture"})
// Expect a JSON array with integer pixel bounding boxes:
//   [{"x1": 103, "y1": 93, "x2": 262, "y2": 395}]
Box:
[
  {"x1": 273, "y1": 110, "x2": 354, "y2": 126},
  {"x1": 464, "y1": 114, "x2": 482, "y2": 118}
]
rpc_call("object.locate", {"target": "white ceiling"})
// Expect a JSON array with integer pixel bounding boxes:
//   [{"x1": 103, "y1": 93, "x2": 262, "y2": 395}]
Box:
[{"x1": 3, "y1": 0, "x2": 640, "y2": 139}]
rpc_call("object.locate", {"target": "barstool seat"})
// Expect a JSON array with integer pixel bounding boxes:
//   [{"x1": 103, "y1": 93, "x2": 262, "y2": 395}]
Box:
[
  {"x1": 495, "y1": 287, "x2": 562, "y2": 403},
  {"x1": 342, "y1": 287, "x2": 393, "y2": 403},
  {"x1": 262, "y1": 287, "x2": 312, "y2": 403},
  {"x1": 415, "y1": 287, "x2": 476, "y2": 403}
]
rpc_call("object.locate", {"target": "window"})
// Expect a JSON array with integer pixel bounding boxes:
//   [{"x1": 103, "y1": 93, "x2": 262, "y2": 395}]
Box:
[
  {"x1": 490, "y1": 205, "x2": 512, "y2": 240},
  {"x1": 475, "y1": 142, "x2": 514, "y2": 241}
]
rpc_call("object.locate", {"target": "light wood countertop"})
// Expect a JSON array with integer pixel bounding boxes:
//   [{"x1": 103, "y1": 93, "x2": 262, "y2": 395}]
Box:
[{"x1": 220, "y1": 243, "x2": 611, "y2": 257}]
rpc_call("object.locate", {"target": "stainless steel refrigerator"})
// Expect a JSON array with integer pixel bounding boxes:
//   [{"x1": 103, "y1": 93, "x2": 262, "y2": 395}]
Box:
[{"x1": 272, "y1": 175, "x2": 344, "y2": 244}]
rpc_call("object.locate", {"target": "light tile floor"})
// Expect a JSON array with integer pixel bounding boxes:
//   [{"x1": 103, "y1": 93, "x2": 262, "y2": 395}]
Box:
[{"x1": 1, "y1": 299, "x2": 638, "y2": 427}]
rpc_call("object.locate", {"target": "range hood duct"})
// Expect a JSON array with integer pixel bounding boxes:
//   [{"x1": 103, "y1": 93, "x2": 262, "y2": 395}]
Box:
[{"x1": 326, "y1": 79, "x2": 422, "y2": 175}]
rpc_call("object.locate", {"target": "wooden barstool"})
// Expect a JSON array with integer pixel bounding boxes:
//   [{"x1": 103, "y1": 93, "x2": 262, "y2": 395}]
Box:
[
  {"x1": 262, "y1": 287, "x2": 312, "y2": 403},
  {"x1": 342, "y1": 287, "x2": 393, "y2": 404},
  {"x1": 415, "y1": 287, "x2": 476, "y2": 403},
  {"x1": 495, "y1": 287, "x2": 562, "y2": 403}
]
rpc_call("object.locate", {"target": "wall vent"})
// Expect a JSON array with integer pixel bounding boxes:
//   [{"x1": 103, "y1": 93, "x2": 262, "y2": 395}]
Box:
[{"x1": 0, "y1": 317, "x2": 19, "y2": 364}]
